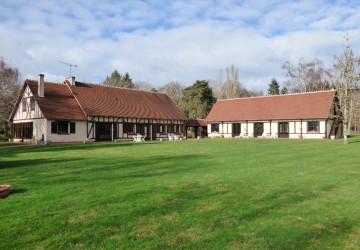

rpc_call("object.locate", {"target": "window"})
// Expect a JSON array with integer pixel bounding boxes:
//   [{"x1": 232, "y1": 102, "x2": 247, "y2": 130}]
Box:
[
  {"x1": 22, "y1": 99, "x2": 27, "y2": 112},
  {"x1": 13, "y1": 123, "x2": 33, "y2": 139},
  {"x1": 124, "y1": 123, "x2": 135, "y2": 133},
  {"x1": 51, "y1": 121, "x2": 76, "y2": 134},
  {"x1": 70, "y1": 122, "x2": 76, "y2": 133},
  {"x1": 307, "y1": 121, "x2": 319, "y2": 133},
  {"x1": 157, "y1": 125, "x2": 165, "y2": 133},
  {"x1": 30, "y1": 97, "x2": 35, "y2": 111},
  {"x1": 211, "y1": 123, "x2": 219, "y2": 132},
  {"x1": 167, "y1": 124, "x2": 173, "y2": 133}
]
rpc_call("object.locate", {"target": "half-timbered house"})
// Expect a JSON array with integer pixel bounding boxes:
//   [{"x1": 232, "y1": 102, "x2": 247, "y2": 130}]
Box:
[
  {"x1": 10, "y1": 74, "x2": 187, "y2": 143},
  {"x1": 206, "y1": 90, "x2": 342, "y2": 139}
]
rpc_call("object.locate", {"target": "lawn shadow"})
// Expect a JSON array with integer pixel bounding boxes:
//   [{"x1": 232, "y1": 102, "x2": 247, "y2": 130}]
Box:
[
  {"x1": 0, "y1": 141, "x2": 161, "y2": 158},
  {"x1": 10, "y1": 188, "x2": 28, "y2": 195},
  {"x1": 0, "y1": 158, "x2": 83, "y2": 170}
]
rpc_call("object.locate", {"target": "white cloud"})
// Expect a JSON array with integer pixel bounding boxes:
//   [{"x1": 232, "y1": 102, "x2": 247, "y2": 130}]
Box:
[{"x1": 1, "y1": 0, "x2": 360, "y2": 92}]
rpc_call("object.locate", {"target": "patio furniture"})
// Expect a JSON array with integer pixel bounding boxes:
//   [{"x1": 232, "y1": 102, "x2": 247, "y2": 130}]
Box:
[
  {"x1": 133, "y1": 134, "x2": 145, "y2": 142},
  {"x1": 208, "y1": 132, "x2": 219, "y2": 138}
]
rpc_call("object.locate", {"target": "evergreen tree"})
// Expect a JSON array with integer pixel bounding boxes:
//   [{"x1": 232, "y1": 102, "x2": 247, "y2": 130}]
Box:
[
  {"x1": 103, "y1": 70, "x2": 134, "y2": 88},
  {"x1": 268, "y1": 78, "x2": 280, "y2": 95},
  {"x1": 281, "y1": 85, "x2": 289, "y2": 95},
  {"x1": 182, "y1": 80, "x2": 216, "y2": 119}
]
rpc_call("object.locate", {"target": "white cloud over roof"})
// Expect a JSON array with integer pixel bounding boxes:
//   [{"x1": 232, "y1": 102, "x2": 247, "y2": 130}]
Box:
[{"x1": 0, "y1": 0, "x2": 359, "y2": 90}]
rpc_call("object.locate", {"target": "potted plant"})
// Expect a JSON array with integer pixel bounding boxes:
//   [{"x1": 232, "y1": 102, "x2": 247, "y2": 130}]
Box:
[{"x1": 0, "y1": 184, "x2": 11, "y2": 198}]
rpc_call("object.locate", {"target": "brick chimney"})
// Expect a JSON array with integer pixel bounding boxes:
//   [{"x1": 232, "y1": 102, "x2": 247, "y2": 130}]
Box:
[
  {"x1": 65, "y1": 76, "x2": 76, "y2": 86},
  {"x1": 38, "y1": 74, "x2": 44, "y2": 97}
]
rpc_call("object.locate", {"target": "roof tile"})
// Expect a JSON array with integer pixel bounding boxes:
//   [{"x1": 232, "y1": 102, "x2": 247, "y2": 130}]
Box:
[{"x1": 206, "y1": 91, "x2": 336, "y2": 122}]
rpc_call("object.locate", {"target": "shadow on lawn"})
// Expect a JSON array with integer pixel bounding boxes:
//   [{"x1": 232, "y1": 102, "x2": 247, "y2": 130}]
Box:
[
  {"x1": 82, "y1": 154, "x2": 207, "y2": 180},
  {"x1": 10, "y1": 188, "x2": 28, "y2": 195},
  {"x1": 0, "y1": 141, "x2": 154, "y2": 157},
  {"x1": 0, "y1": 158, "x2": 83, "y2": 170}
]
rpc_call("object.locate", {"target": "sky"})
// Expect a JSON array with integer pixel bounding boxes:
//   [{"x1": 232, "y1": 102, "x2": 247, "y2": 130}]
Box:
[{"x1": 1, "y1": 0, "x2": 360, "y2": 91}]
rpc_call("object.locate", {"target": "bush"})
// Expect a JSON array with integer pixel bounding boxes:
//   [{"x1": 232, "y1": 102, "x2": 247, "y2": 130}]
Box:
[{"x1": 0, "y1": 135, "x2": 11, "y2": 142}]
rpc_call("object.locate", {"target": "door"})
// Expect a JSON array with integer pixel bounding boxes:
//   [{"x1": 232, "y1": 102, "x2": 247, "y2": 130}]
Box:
[
  {"x1": 139, "y1": 124, "x2": 150, "y2": 140},
  {"x1": 254, "y1": 123, "x2": 264, "y2": 137},
  {"x1": 95, "y1": 122, "x2": 112, "y2": 141},
  {"x1": 232, "y1": 123, "x2": 241, "y2": 137},
  {"x1": 278, "y1": 122, "x2": 289, "y2": 138},
  {"x1": 151, "y1": 125, "x2": 157, "y2": 140}
]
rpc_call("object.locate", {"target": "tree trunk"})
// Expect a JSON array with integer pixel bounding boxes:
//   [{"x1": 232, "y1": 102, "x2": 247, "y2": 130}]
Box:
[{"x1": 343, "y1": 122, "x2": 348, "y2": 144}]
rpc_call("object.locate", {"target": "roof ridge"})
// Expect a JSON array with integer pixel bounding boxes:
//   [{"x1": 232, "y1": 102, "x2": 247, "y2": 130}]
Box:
[
  {"x1": 73, "y1": 81, "x2": 165, "y2": 95},
  {"x1": 217, "y1": 89, "x2": 336, "y2": 102},
  {"x1": 25, "y1": 79, "x2": 64, "y2": 85}
]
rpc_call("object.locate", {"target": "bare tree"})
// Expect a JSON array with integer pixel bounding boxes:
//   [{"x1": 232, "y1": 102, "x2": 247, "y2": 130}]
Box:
[
  {"x1": 223, "y1": 64, "x2": 242, "y2": 98},
  {"x1": 333, "y1": 32, "x2": 360, "y2": 144},
  {"x1": 210, "y1": 69, "x2": 224, "y2": 100},
  {"x1": 133, "y1": 81, "x2": 156, "y2": 92},
  {"x1": 211, "y1": 64, "x2": 251, "y2": 99},
  {"x1": 282, "y1": 58, "x2": 333, "y2": 93},
  {"x1": 0, "y1": 58, "x2": 21, "y2": 137},
  {"x1": 158, "y1": 81, "x2": 185, "y2": 109}
]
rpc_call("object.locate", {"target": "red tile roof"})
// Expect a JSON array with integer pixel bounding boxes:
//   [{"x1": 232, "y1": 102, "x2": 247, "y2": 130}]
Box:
[
  {"x1": 27, "y1": 80, "x2": 87, "y2": 120},
  {"x1": 185, "y1": 119, "x2": 207, "y2": 127},
  {"x1": 11, "y1": 79, "x2": 187, "y2": 121},
  {"x1": 69, "y1": 82, "x2": 187, "y2": 120},
  {"x1": 206, "y1": 90, "x2": 336, "y2": 122}
]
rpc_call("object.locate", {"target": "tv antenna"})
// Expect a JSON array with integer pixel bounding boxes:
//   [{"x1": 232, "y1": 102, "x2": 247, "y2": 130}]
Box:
[{"x1": 59, "y1": 61, "x2": 78, "y2": 76}]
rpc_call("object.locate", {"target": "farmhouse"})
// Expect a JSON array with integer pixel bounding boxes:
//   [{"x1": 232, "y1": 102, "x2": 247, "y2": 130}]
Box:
[
  {"x1": 206, "y1": 90, "x2": 342, "y2": 139},
  {"x1": 10, "y1": 74, "x2": 187, "y2": 143}
]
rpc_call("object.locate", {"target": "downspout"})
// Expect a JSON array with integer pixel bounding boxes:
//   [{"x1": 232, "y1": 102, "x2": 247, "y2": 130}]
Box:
[{"x1": 325, "y1": 118, "x2": 328, "y2": 138}]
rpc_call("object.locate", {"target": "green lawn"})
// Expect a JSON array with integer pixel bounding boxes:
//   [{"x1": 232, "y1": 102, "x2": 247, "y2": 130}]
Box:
[{"x1": 1, "y1": 138, "x2": 359, "y2": 249}]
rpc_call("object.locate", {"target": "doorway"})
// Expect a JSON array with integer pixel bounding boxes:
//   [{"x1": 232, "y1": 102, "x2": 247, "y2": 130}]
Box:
[
  {"x1": 95, "y1": 123, "x2": 113, "y2": 141},
  {"x1": 254, "y1": 123, "x2": 264, "y2": 137},
  {"x1": 232, "y1": 123, "x2": 241, "y2": 137},
  {"x1": 278, "y1": 122, "x2": 289, "y2": 138}
]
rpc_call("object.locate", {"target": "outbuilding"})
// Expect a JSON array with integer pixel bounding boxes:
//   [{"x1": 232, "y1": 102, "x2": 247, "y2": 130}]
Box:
[{"x1": 206, "y1": 90, "x2": 342, "y2": 139}]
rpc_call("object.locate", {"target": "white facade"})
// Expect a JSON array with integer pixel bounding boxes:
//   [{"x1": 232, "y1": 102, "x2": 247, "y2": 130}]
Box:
[
  {"x1": 207, "y1": 120, "x2": 328, "y2": 139},
  {"x1": 12, "y1": 85, "x2": 88, "y2": 143}
]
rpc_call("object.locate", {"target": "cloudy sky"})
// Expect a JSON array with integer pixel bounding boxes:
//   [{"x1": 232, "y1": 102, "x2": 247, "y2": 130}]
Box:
[{"x1": 0, "y1": 0, "x2": 359, "y2": 90}]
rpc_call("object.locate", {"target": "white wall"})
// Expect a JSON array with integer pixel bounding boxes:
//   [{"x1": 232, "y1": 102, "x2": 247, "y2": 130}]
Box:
[
  {"x1": 46, "y1": 120, "x2": 87, "y2": 143},
  {"x1": 271, "y1": 122, "x2": 278, "y2": 137}
]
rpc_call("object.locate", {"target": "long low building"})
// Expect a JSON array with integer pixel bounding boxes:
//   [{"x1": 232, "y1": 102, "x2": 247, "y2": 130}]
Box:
[
  {"x1": 205, "y1": 90, "x2": 342, "y2": 139},
  {"x1": 10, "y1": 74, "x2": 187, "y2": 143}
]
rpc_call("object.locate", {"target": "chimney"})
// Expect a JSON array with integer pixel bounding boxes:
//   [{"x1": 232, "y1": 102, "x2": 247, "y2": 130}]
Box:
[
  {"x1": 65, "y1": 76, "x2": 76, "y2": 86},
  {"x1": 38, "y1": 74, "x2": 44, "y2": 97}
]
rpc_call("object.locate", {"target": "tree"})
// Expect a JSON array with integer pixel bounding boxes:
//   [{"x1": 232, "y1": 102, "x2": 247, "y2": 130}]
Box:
[
  {"x1": 268, "y1": 78, "x2": 280, "y2": 95},
  {"x1": 333, "y1": 32, "x2": 360, "y2": 144},
  {"x1": 281, "y1": 86, "x2": 289, "y2": 95},
  {"x1": 0, "y1": 58, "x2": 21, "y2": 137},
  {"x1": 210, "y1": 65, "x2": 248, "y2": 99},
  {"x1": 133, "y1": 81, "x2": 156, "y2": 92},
  {"x1": 103, "y1": 70, "x2": 134, "y2": 88},
  {"x1": 182, "y1": 80, "x2": 216, "y2": 119},
  {"x1": 158, "y1": 81, "x2": 185, "y2": 109},
  {"x1": 223, "y1": 64, "x2": 242, "y2": 99},
  {"x1": 282, "y1": 58, "x2": 333, "y2": 93}
]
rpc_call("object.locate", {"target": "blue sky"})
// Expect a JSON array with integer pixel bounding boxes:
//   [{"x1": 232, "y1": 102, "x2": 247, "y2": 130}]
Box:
[{"x1": 0, "y1": 0, "x2": 359, "y2": 90}]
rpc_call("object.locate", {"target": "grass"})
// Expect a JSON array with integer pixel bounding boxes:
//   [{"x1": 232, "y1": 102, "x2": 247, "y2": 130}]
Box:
[{"x1": 1, "y1": 137, "x2": 360, "y2": 249}]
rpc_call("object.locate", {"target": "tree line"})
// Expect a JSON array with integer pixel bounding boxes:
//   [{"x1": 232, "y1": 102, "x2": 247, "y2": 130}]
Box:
[{"x1": 1, "y1": 33, "x2": 359, "y2": 143}]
